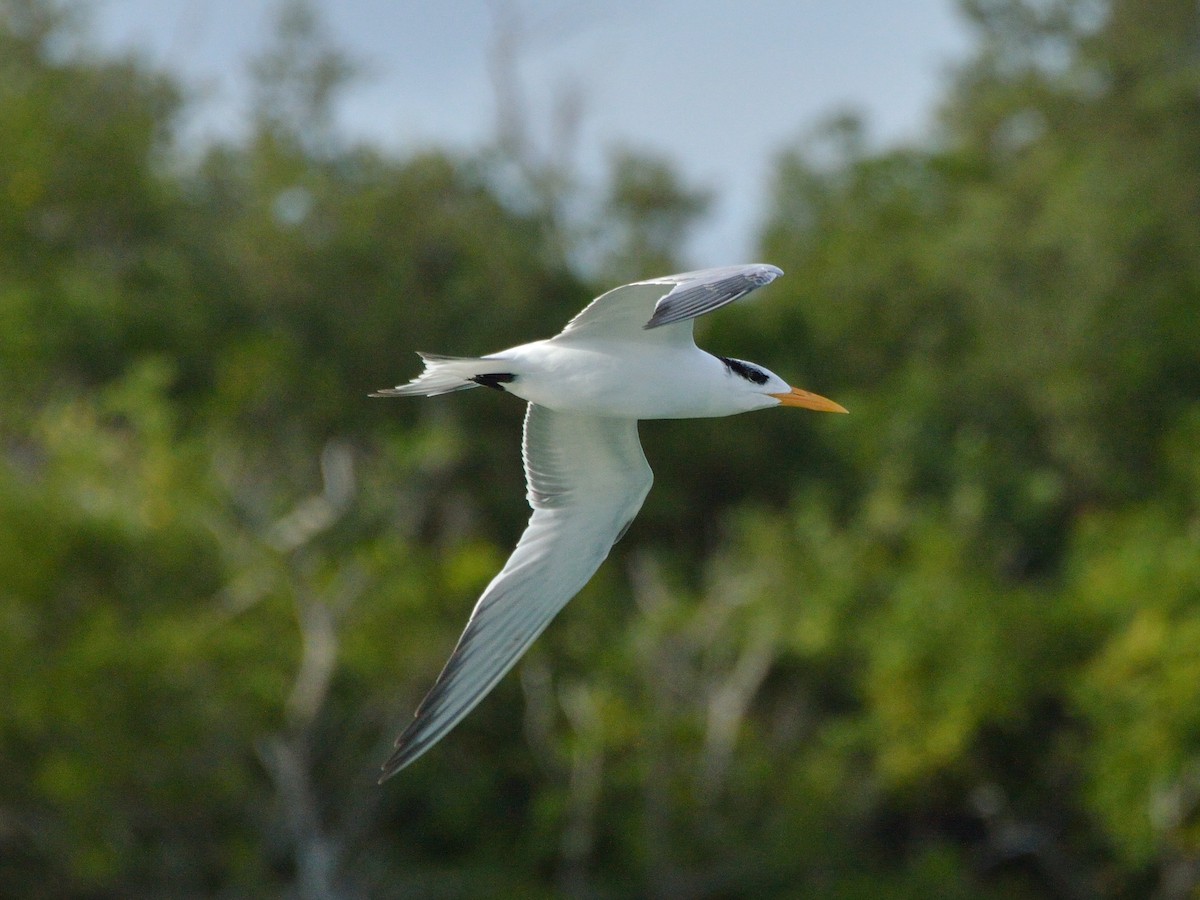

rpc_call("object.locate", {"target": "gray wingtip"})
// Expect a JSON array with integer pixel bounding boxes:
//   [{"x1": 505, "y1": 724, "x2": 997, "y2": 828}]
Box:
[
  {"x1": 643, "y1": 263, "x2": 785, "y2": 329},
  {"x1": 378, "y1": 717, "x2": 430, "y2": 781},
  {"x1": 638, "y1": 262, "x2": 783, "y2": 287}
]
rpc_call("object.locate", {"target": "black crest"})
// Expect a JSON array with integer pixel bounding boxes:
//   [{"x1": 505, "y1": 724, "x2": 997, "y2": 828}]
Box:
[{"x1": 716, "y1": 356, "x2": 769, "y2": 385}]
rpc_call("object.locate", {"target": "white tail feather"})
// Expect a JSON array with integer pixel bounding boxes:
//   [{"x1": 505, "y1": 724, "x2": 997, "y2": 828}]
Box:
[{"x1": 371, "y1": 353, "x2": 509, "y2": 398}]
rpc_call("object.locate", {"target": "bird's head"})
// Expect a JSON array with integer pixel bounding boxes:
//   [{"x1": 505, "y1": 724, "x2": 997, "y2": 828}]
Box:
[{"x1": 718, "y1": 355, "x2": 848, "y2": 415}]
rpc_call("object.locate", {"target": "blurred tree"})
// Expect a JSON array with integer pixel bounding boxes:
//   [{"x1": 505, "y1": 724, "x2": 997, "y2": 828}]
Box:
[
  {"x1": 749, "y1": 0, "x2": 1200, "y2": 895},
  {"x1": 249, "y1": 0, "x2": 357, "y2": 161},
  {"x1": 2, "y1": 0, "x2": 1200, "y2": 896},
  {"x1": 0, "y1": 0, "x2": 183, "y2": 396},
  {"x1": 596, "y1": 146, "x2": 713, "y2": 281}
]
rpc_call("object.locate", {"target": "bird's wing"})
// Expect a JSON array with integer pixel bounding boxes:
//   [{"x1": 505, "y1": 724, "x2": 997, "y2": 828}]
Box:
[
  {"x1": 555, "y1": 264, "x2": 783, "y2": 344},
  {"x1": 381, "y1": 404, "x2": 653, "y2": 779}
]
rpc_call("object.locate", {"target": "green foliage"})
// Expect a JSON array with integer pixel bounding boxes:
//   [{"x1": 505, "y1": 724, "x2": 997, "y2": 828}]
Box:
[
  {"x1": 1, "y1": 0, "x2": 1198, "y2": 896},
  {"x1": 597, "y1": 146, "x2": 714, "y2": 281}
]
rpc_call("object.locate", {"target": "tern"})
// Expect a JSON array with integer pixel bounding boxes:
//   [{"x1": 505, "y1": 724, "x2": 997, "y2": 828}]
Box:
[{"x1": 373, "y1": 264, "x2": 845, "y2": 780}]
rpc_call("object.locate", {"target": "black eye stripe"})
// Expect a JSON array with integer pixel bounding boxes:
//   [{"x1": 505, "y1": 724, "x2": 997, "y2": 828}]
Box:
[{"x1": 716, "y1": 356, "x2": 769, "y2": 385}]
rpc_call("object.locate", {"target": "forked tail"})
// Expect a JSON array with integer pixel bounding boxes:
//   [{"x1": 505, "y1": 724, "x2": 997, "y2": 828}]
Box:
[{"x1": 370, "y1": 353, "x2": 516, "y2": 398}]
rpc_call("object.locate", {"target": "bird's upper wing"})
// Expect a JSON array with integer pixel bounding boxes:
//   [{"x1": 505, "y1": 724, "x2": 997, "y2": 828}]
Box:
[
  {"x1": 555, "y1": 264, "x2": 783, "y2": 344},
  {"x1": 381, "y1": 404, "x2": 653, "y2": 779}
]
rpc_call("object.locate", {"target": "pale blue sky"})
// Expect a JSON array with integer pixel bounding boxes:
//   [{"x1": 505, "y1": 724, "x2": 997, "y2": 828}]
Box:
[{"x1": 90, "y1": 0, "x2": 971, "y2": 261}]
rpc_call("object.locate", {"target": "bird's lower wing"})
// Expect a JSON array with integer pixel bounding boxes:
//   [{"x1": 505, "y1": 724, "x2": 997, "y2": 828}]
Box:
[{"x1": 381, "y1": 405, "x2": 653, "y2": 779}]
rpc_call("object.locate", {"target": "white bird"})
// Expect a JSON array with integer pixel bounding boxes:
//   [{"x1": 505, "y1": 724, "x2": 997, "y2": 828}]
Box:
[{"x1": 373, "y1": 264, "x2": 845, "y2": 780}]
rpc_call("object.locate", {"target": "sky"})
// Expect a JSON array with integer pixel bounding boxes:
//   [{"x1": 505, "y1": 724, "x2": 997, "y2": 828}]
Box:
[{"x1": 88, "y1": 0, "x2": 972, "y2": 263}]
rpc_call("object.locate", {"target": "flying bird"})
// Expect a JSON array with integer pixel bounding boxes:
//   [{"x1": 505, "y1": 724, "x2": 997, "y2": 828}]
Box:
[{"x1": 373, "y1": 264, "x2": 845, "y2": 780}]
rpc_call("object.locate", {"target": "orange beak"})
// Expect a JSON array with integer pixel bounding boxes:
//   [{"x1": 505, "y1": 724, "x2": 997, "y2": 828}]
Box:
[{"x1": 769, "y1": 386, "x2": 848, "y2": 413}]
